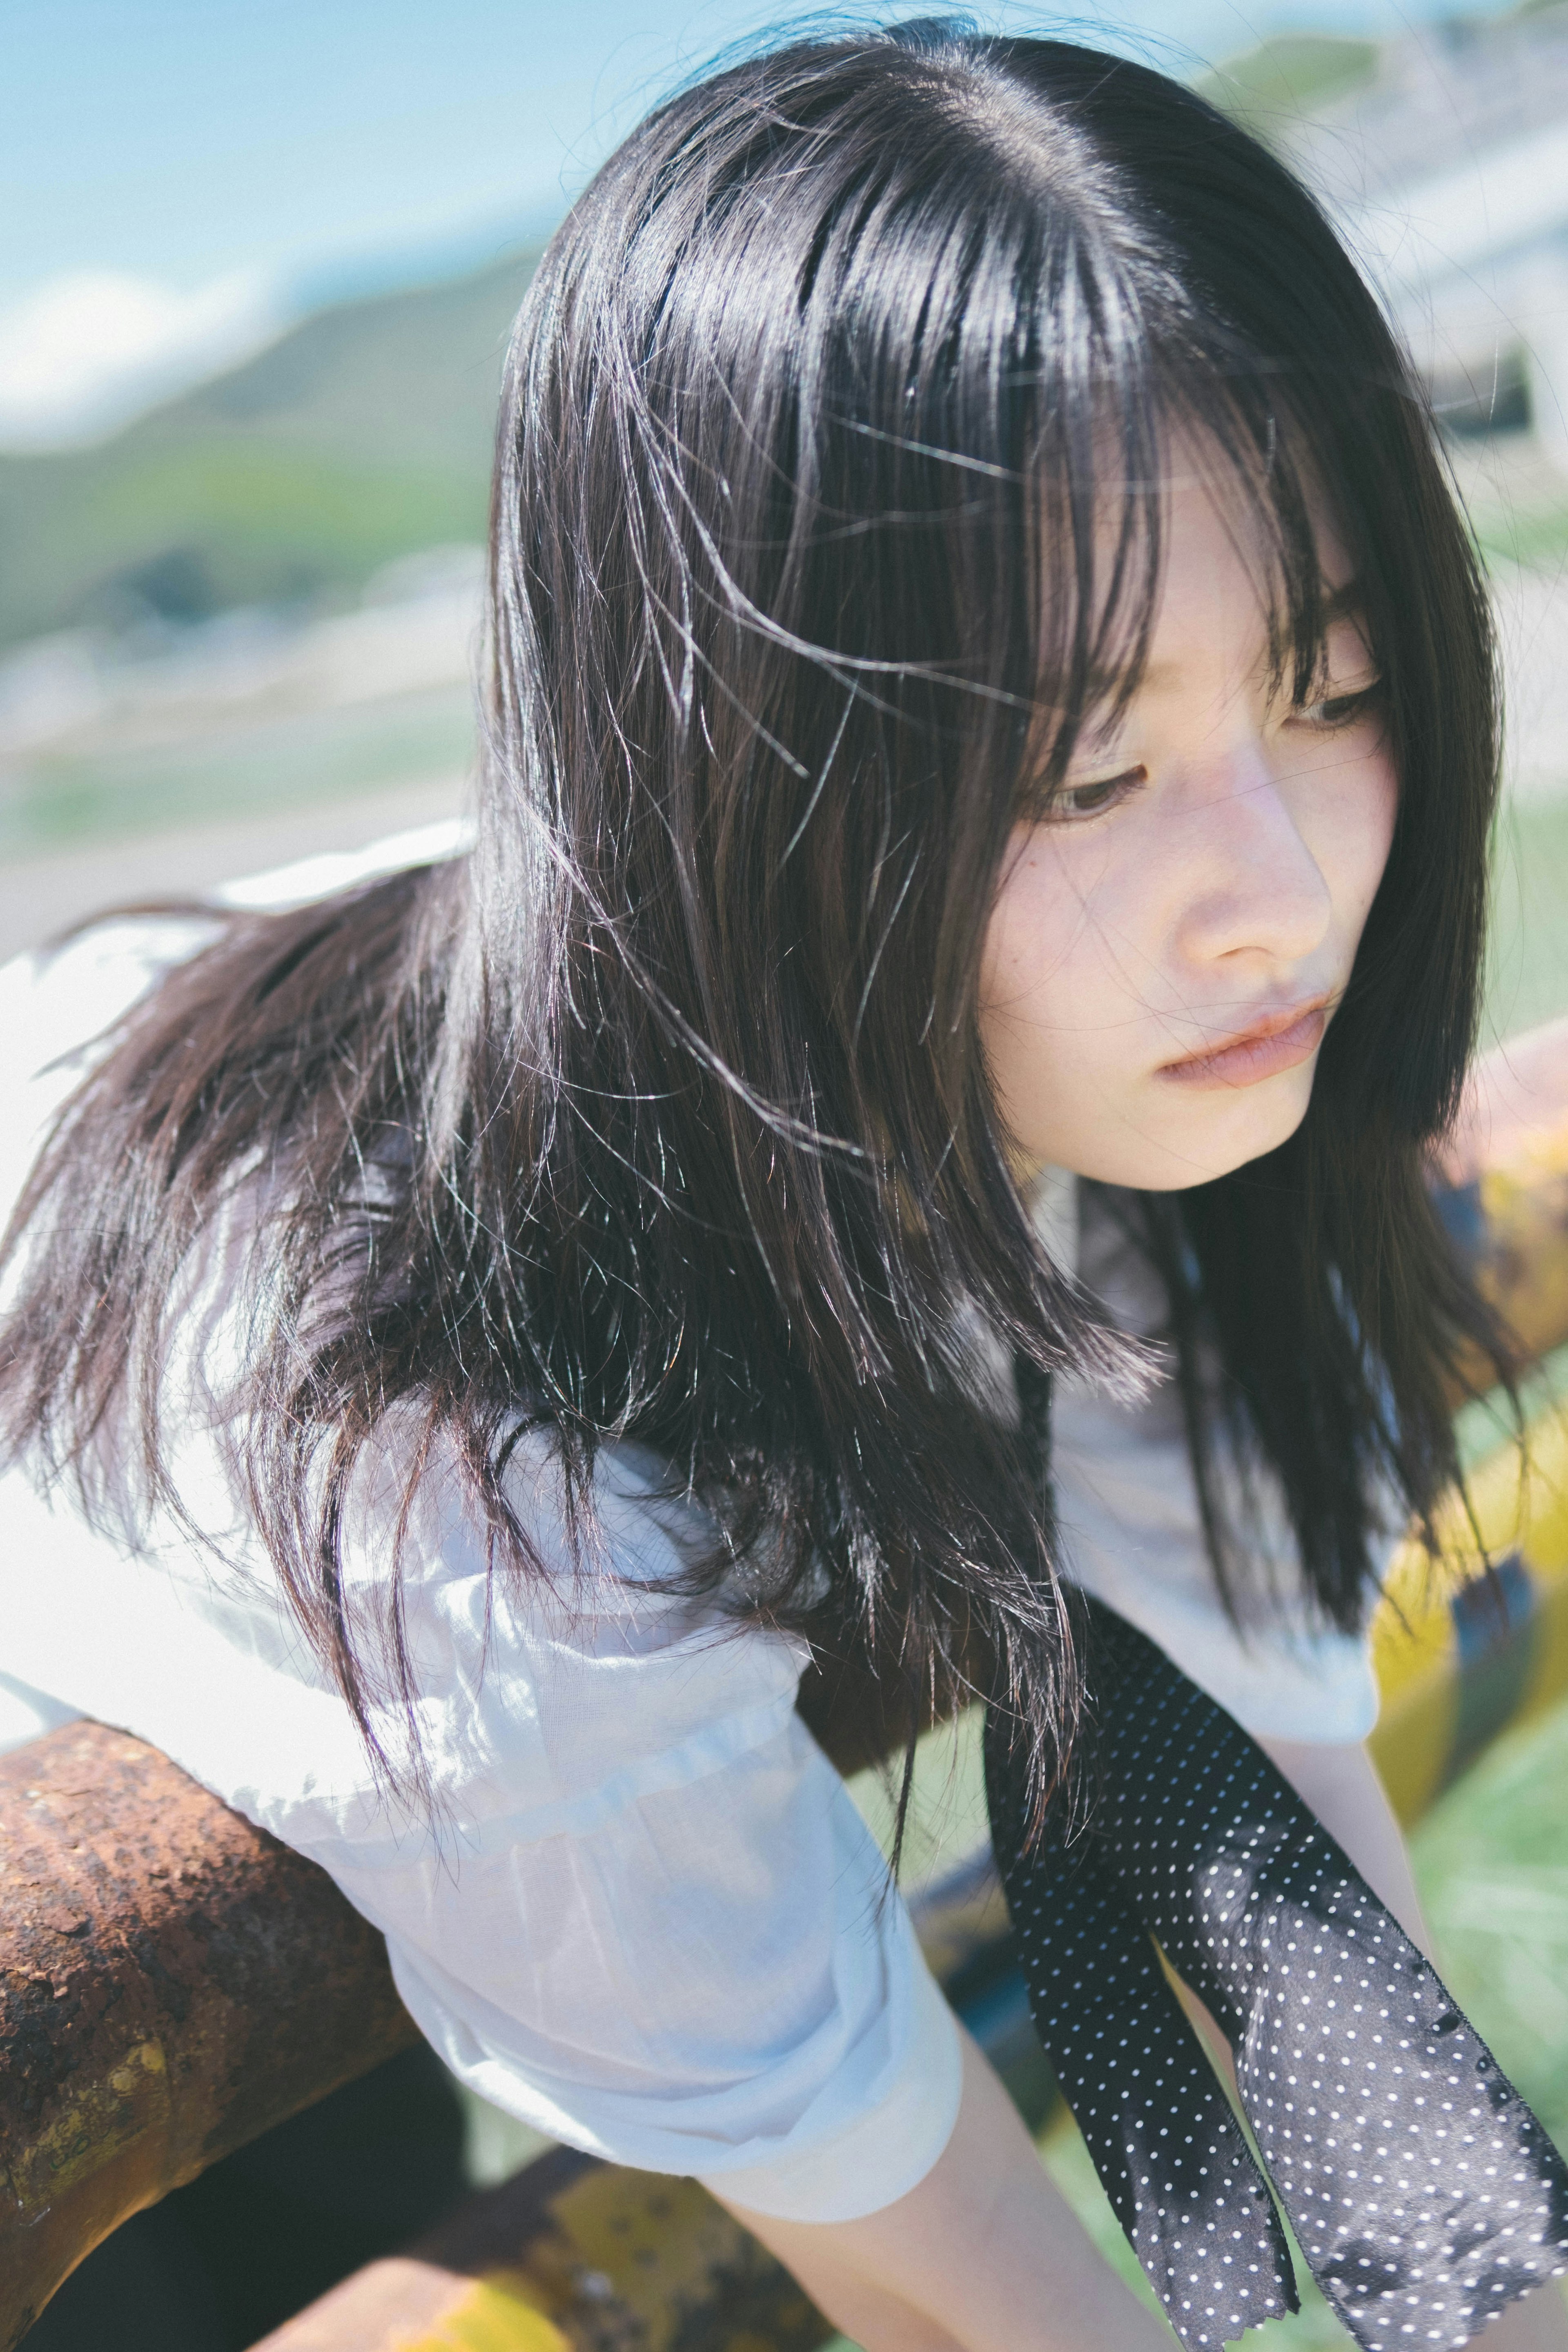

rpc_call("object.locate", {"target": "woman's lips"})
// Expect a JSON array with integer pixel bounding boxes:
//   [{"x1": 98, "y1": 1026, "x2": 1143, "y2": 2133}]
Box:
[{"x1": 1157, "y1": 1001, "x2": 1328, "y2": 1090}]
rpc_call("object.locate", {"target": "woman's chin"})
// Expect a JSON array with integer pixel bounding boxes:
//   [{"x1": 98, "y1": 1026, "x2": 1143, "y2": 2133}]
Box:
[
  {"x1": 1047, "y1": 1065, "x2": 1319, "y2": 1192},
  {"x1": 1150, "y1": 1067, "x2": 1318, "y2": 1189}
]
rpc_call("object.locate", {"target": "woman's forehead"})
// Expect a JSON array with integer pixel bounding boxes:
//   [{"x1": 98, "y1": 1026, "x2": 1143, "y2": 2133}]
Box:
[{"x1": 1082, "y1": 455, "x2": 1361, "y2": 649}]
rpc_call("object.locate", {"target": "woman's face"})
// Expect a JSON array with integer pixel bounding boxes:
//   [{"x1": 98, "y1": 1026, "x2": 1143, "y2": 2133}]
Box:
[{"x1": 979, "y1": 474, "x2": 1397, "y2": 1192}]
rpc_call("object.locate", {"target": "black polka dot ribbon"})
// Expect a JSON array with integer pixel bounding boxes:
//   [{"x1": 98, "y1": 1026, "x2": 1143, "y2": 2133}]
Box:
[{"x1": 985, "y1": 1599, "x2": 1568, "y2": 2350}]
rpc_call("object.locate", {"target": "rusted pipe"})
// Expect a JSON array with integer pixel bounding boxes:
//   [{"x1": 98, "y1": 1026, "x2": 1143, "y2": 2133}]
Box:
[{"x1": 0, "y1": 1721, "x2": 416, "y2": 2348}]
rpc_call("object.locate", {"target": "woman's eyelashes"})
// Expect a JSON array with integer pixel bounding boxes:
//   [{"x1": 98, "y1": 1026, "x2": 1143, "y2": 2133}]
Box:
[
  {"x1": 1290, "y1": 675, "x2": 1387, "y2": 733},
  {"x1": 1047, "y1": 764, "x2": 1150, "y2": 822},
  {"x1": 1022, "y1": 671, "x2": 1385, "y2": 825}
]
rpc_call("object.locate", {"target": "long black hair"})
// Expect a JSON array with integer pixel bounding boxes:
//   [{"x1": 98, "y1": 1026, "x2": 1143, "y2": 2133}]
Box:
[{"x1": 0, "y1": 22, "x2": 1507, "y2": 1825}]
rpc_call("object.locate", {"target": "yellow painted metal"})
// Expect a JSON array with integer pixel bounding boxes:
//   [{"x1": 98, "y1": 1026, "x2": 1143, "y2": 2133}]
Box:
[
  {"x1": 1370, "y1": 1399, "x2": 1568, "y2": 1824},
  {"x1": 357, "y1": 2163, "x2": 831, "y2": 2352},
  {"x1": 1474, "y1": 1140, "x2": 1568, "y2": 1371},
  {"x1": 1369, "y1": 1542, "x2": 1463, "y2": 1824},
  {"x1": 518, "y1": 2163, "x2": 825, "y2": 2351},
  {"x1": 393, "y1": 2275, "x2": 571, "y2": 2352}
]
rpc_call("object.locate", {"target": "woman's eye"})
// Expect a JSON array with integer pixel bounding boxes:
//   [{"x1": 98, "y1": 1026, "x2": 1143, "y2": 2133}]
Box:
[
  {"x1": 1295, "y1": 681, "x2": 1385, "y2": 731},
  {"x1": 1051, "y1": 765, "x2": 1148, "y2": 820}
]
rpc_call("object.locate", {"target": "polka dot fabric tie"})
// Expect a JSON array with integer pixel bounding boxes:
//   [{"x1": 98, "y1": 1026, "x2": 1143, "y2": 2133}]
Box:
[
  {"x1": 985, "y1": 1599, "x2": 1568, "y2": 2349},
  {"x1": 992, "y1": 1364, "x2": 1568, "y2": 2352}
]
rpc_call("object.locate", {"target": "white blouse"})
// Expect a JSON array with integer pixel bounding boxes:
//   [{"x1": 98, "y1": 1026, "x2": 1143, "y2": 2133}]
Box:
[{"x1": 0, "y1": 826, "x2": 1381, "y2": 2224}]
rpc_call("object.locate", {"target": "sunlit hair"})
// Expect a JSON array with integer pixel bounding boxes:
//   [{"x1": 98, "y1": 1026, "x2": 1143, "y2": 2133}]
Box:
[{"x1": 0, "y1": 21, "x2": 1508, "y2": 1833}]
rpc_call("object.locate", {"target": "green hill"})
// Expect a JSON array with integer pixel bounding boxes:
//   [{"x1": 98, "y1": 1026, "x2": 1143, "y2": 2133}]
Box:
[{"x1": 0, "y1": 243, "x2": 544, "y2": 651}]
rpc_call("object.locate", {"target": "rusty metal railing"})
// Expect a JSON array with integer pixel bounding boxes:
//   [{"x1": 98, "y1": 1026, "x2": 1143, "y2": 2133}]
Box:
[{"x1": 0, "y1": 1726, "x2": 418, "y2": 2347}]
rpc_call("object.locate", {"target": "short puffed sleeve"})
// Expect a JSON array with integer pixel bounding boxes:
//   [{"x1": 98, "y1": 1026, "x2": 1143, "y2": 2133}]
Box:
[
  {"x1": 0, "y1": 867, "x2": 962, "y2": 2225},
  {"x1": 0, "y1": 1405, "x2": 961, "y2": 2221}
]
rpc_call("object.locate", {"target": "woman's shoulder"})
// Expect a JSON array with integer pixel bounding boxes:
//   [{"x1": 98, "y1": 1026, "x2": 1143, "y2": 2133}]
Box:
[
  {"x1": 336, "y1": 1423, "x2": 809, "y2": 1824},
  {"x1": 0, "y1": 1383, "x2": 807, "y2": 1865},
  {"x1": 0, "y1": 908, "x2": 213, "y2": 1034},
  {"x1": 1, "y1": 823, "x2": 472, "y2": 1077}
]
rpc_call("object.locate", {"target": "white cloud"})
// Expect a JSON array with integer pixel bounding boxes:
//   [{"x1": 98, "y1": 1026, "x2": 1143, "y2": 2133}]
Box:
[{"x1": 0, "y1": 269, "x2": 288, "y2": 451}]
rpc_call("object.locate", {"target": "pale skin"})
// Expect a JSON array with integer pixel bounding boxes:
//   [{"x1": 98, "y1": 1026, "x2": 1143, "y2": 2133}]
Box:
[{"x1": 722, "y1": 475, "x2": 1568, "y2": 2347}]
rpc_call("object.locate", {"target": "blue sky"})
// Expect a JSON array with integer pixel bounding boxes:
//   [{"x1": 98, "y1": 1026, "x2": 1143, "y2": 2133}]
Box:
[{"x1": 3, "y1": 0, "x2": 1522, "y2": 308}]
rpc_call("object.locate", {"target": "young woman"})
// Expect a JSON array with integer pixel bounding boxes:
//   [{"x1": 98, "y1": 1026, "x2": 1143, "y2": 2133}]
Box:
[{"x1": 2, "y1": 23, "x2": 1564, "y2": 2350}]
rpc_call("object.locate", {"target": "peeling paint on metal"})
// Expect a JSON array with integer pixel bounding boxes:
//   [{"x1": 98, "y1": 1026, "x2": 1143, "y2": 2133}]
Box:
[{"x1": 0, "y1": 1721, "x2": 417, "y2": 2349}]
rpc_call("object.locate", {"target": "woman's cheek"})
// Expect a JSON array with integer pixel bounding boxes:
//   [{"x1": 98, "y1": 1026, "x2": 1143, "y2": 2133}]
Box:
[
  {"x1": 978, "y1": 832, "x2": 1136, "y2": 1165},
  {"x1": 982, "y1": 833, "x2": 1096, "y2": 1035},
  {"x1": 1327, "y1": 742, "x2": 1400, "y2": 945}
]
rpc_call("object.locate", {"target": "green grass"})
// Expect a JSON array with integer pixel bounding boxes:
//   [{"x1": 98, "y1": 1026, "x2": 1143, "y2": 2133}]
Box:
[
  {"x1": 1417, "y1": 1698, "x2": 1568, "y2": 2149},
  {"x1": 0, "y1": 434, "x2": 487, "y2": 641}
]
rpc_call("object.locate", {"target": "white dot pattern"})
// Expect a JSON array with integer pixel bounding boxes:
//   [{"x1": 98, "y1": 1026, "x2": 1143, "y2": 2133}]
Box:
[{"x1": 986, "y1": 1601, "x2": 1568, "y2": 2349}]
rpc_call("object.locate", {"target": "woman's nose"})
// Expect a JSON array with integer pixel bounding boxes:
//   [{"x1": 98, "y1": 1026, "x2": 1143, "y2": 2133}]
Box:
[{"x1": 1173, "y1": 742, "x2": 1333, "y2": 969}]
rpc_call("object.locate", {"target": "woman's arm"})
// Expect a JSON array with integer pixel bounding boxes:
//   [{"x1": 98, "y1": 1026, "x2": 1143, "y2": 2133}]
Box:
[
  {"x1": 727, "y1": 1754, "x2": 1566, "y2": 2352},
  {"x1": 1256, "y1": 1730, "x2": 1432, "y2": 1956},
  {"x1": 717, "y1": 2024, "x2": 1172, "y2": 2352}
]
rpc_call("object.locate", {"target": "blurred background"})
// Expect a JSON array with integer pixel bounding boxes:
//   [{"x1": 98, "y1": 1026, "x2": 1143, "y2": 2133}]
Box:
[
  {"x1": 7, "y1": 5, "x2": 1568, "y2": 2347},
  {"x1": 9, "y1": 0, "x2": 1568, "y2": 1023}
]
